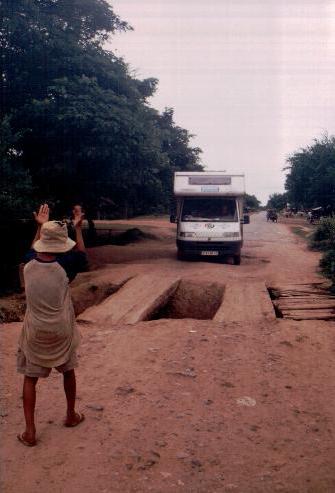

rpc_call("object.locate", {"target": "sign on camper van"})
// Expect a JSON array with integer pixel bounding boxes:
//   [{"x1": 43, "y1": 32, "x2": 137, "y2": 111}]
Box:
[{"x1": 189, "y1": 176, "x2": 232, "y2": 186}]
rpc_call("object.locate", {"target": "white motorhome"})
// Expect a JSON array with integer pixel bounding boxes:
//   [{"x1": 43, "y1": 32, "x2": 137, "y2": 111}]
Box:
[{"x1": 171, "y1": 171, "x2": 250, "y2": 264}]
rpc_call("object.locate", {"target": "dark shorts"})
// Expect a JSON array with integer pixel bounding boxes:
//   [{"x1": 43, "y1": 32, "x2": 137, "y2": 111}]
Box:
[{"x1": 17, "y1": 348, "x2": 78, "y2": 378}]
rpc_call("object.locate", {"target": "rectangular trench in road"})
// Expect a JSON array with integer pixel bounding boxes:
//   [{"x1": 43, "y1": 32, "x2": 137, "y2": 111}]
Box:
[
  {"x1": 146, "y1": 280, "x2": 225, "y2": 321},
  {"x1": 268, "y1": 283, "x2": 335, "y2": 321}
]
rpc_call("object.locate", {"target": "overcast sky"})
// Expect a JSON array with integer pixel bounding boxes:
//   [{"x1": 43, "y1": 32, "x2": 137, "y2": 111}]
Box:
[{"x1": 109, "y1": 0, "x2": 335, "y2": 204}]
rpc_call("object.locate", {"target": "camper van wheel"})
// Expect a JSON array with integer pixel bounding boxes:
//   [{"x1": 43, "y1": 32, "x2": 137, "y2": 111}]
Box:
[{"x1": 233, "y1": 254, "x2": 241, "y2": 265}]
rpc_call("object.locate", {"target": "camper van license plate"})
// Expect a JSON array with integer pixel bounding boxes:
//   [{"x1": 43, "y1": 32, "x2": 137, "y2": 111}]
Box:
[{"x1": 201, "y1": 250, "x2": 219, "y2": 256}]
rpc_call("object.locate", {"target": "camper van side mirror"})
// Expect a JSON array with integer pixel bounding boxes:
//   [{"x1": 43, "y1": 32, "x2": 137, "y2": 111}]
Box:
[
  {"x1": 243, "y1": 214, "x2": 250, "y2": 224},
  {"x1": 170, "y1": 214, "x2": 176, "y2": 223}
]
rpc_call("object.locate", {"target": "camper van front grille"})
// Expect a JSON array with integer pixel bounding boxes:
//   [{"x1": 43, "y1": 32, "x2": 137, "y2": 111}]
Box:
[{"x1": 177, "y1": 240, "x2": 240, "y2": 255}]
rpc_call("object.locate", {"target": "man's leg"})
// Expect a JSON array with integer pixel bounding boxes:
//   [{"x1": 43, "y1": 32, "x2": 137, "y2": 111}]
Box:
[
  {"x1": 63, "y1": 369, "x2": 84, "y2": 426},
  {"x1": 21, "y1": 376, "x2": 38, "y2": 444}
]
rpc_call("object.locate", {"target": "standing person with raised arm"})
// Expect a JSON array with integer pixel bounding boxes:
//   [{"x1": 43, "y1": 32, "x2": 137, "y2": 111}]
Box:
[{"x1": 17, "y1": 203, "x2": 88, "y2": 447}]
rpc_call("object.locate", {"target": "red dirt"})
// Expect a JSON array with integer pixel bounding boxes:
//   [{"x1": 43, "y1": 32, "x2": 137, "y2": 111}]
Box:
[{"x1": 1, "y1": 212, "x2": 335, "y2": 493}]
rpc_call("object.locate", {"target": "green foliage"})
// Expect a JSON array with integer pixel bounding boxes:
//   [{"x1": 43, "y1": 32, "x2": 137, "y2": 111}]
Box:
[
  {"x1": 310, "y1": 217, "x2": 335, "y2": 265},
  {"x1": 244, "y1": 194, "x2": 261, "y2": 210},
  {"x1": 285, "y1": 135, "x2": 335, "y2": 209},
  {"x1": 319, "y1": 250, "x2": 335, "y2": 284},
  {"x1": 309, "y1": 218, "x2": 335, "y2": 288},
  {"x1": 1, "y1": 0, "x2": 202, "y2": 219},
  {"x1": 266, "y1": 193, "x2": 288, "y2": 211},
  {"x1": 0, "y1": 117, "x2": 34, "y2": 218}
]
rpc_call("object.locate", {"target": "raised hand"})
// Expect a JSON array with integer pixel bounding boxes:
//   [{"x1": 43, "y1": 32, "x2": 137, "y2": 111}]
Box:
[{"x1": 33, "y1": 204, "x2": 49, "y2": 225}]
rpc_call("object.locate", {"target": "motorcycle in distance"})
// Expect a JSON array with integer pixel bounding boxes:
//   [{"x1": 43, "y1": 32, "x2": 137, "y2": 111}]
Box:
[{"x1": 266, "y1": 210, "x2": 278, "y2": 223}]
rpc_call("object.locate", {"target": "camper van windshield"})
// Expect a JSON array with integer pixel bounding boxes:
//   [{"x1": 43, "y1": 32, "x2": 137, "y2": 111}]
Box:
[{"x1": 181, "y1": 198, "x2": 238, "y2": 222}]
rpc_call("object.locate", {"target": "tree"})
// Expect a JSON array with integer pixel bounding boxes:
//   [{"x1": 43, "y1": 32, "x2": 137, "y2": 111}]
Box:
[
  {"x1": 1, "y1": 0, "x2": 202, "y2": 219},
  {"x1": 285, "y1": 135, "x2": 335, "y2": 210},
  {"x1": 0, "y1": 117, "x2": 33, "y2": 218},
  {"x1": 244, "y1": 194, "x2": 261, "y2": 211},
  {"x1": 266, "y1": 193, "x2": 288, "y2": 211}
]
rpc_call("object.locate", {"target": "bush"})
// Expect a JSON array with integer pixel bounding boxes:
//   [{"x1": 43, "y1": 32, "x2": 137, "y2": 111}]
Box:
[
  {"x1": 309, "y1": 218, "x2": 335, "y2": 250},
  {"x1": 310, "y1": 218, "x2": 335, "y2": 291},
  {"x1": 320, "y1": 250, "x2": 335, "y2": 284}
]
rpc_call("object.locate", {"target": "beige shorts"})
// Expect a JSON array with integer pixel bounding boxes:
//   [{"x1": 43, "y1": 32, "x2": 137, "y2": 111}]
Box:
[{"x1": 17, "y1": 348, "x2": 78, "y2": 378}]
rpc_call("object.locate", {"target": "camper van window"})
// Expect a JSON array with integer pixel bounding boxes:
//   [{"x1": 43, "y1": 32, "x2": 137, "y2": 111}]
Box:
[{"x1": 181, "y1": 198, "x2": 238, "y2": 222}]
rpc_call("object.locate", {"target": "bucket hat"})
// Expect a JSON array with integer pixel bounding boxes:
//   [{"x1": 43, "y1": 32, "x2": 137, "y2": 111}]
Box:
[{"x1": 34, "y1": 221, "x2": 76, "y2": 253}]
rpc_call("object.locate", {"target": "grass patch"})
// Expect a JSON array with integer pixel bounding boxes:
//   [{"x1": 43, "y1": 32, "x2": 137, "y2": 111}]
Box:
[{"x1": 291, "y1": 226, "x2": 310, "y2": 239}]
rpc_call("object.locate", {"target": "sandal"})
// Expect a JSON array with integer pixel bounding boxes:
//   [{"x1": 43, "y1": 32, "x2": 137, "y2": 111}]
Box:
[
  {"x1": 17, "y1": 433, "x2": 37, "y2": 447},
  {"x1": 64, "y1": 412, "x2": 85, "y2": 428}
]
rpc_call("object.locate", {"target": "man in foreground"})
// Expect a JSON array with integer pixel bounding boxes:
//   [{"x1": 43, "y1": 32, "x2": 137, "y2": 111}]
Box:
[{"x1": 17, "y1": 204, "x2": 87, "y2": 446}]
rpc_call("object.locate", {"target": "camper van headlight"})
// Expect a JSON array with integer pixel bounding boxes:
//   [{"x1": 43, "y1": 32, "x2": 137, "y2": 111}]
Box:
[
  {"x1": 180, "y1": 232, "x2": 195, "y2": 238},
  {"x1": 223, "y1": 232, "x2": 240, "y2": 238}
]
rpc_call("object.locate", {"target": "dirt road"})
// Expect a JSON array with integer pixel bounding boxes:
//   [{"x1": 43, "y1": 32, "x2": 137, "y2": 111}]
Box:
[{"x1": 1, "y1": 213, "x2": 335, "y2": 493}]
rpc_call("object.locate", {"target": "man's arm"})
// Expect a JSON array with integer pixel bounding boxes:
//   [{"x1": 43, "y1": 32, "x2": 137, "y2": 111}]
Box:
[
  {"x1": 20, "y1": 204, "x2": 49, "y2": 290},
  {"x1": 72, "y1": 206, "x2": 86, "y2": 252},
  {"x1": 74, "y1": 225, "x2": 86, "y2": 252},
  {"x1": 31, "y1": 204, "x2": 49, "y2": 247}
]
